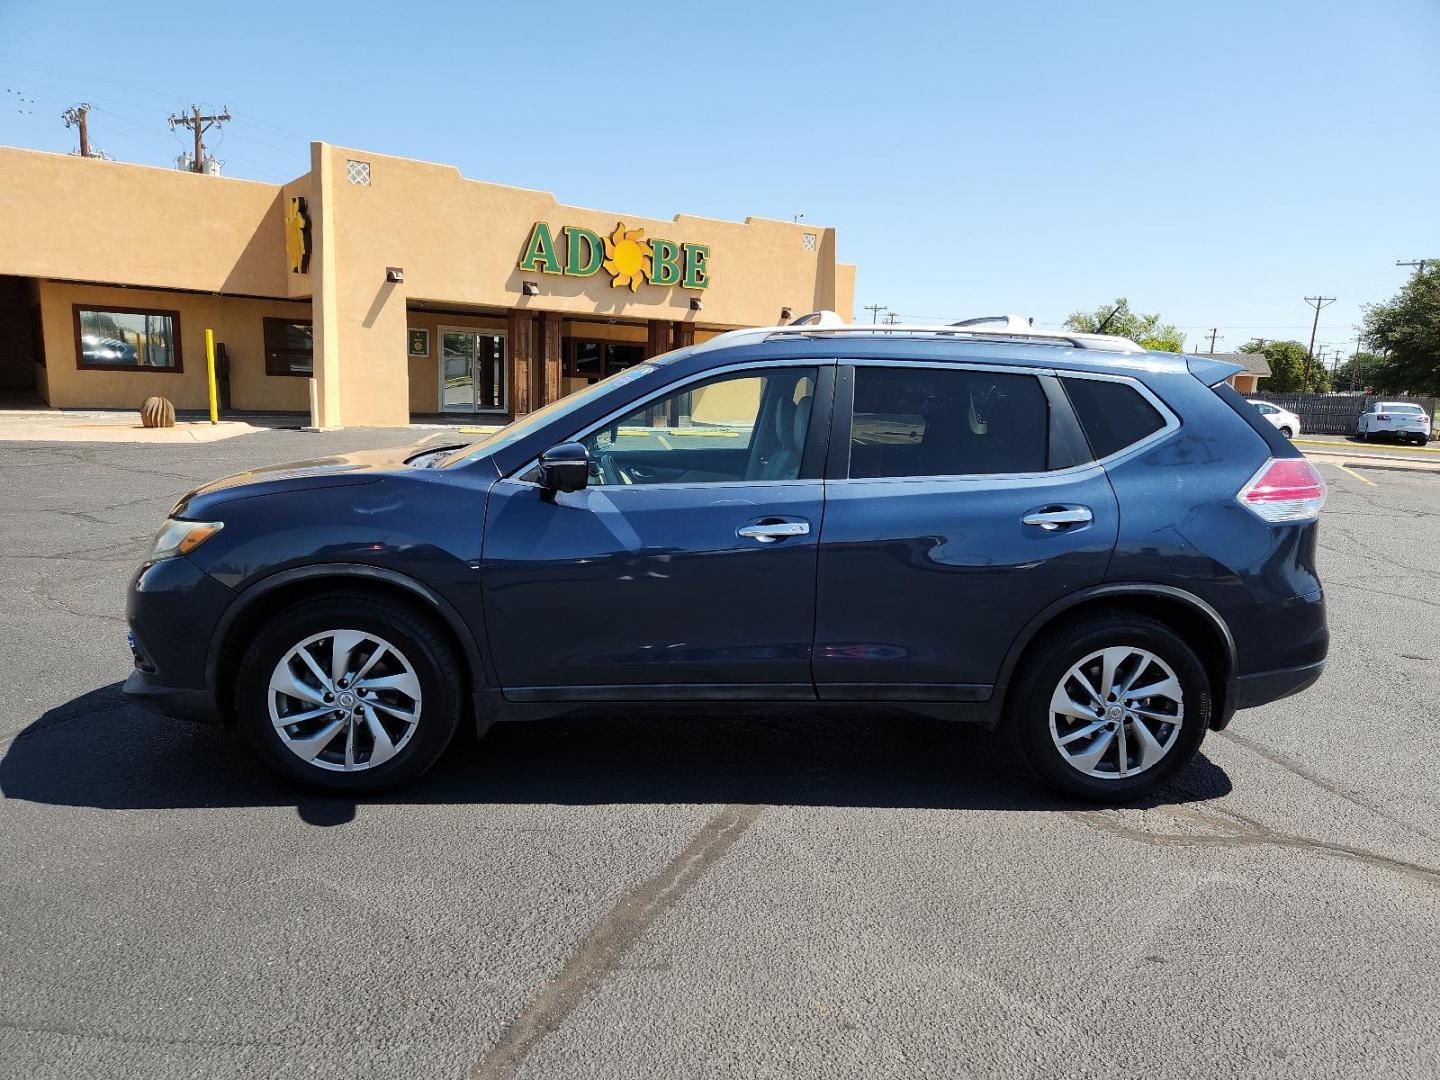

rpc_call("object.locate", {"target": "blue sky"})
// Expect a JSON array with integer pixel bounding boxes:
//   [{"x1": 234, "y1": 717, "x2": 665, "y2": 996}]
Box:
[{"x1": 1, "y1": 0, "x2": 1436, "y2": 356}]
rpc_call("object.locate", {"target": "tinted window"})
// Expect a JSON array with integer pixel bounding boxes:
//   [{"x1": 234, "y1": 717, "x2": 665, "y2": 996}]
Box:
[
  {"x1": 1062, "y1": 378, "x2": 1166, "y2": 459},
  {"x1": 849, "y1": 367, "x2": 1049, "y2": 478}
]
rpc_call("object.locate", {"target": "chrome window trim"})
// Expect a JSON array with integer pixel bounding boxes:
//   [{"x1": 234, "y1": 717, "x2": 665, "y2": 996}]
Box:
[
  {"x1": 507, "y1": 357, "x2": 829, "y2": 486},
  {"x1": 837, "y1": 358, "x2": 1180, "y2": 482}
]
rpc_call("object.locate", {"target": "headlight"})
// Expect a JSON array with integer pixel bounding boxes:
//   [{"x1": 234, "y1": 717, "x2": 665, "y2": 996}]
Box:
[{"x1": 150, "y1": 518, "x2": 223, "y2": 560}]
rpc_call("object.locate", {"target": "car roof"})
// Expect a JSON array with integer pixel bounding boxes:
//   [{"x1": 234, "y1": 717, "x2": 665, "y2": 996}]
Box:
[{"x1": 679, "y1": 324, "x2": 1198, "y2": 379}]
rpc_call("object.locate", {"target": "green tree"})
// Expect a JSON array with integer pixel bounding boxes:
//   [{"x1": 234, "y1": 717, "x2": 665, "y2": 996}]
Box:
[
  {"x1": 1362, "y1": 266, "x2": 1440, "y2": 396},
  {"x1": 1239, "y1": 339, "x2": 1331, "y2": 393},
  {"x1": 1333, "y1": 351, "x2": 1393, "y2": 393},
  {"x1": 1064, "y1": 298, "x2": 1185, "y2": 353}
]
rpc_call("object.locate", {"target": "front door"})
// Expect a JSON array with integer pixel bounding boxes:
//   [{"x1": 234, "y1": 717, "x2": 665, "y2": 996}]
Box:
[
  {"x1": 813, "y1": 362, "x2": 1120, "y2": 699},
  {"x1": 439, "y1": 329, "x2": 507, "y2": 413},
  {"x1": 480, "y1": 363, "x2": 830, "y2": 699}
]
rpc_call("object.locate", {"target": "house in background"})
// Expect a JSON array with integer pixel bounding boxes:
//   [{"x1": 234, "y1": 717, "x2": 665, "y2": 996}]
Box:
[{"x1": 1194, "y1": 351, "x2": 1271, "y2": 394}]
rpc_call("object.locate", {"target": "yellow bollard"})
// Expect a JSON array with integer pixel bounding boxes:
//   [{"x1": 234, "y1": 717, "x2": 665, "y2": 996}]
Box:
[{"x1": 205, "y1": 328, "x2": 218, "y2": 425}]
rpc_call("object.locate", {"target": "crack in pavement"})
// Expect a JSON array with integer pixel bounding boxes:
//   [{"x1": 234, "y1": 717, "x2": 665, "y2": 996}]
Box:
[
  {"x1": 1218, "y1": 728, "x2": 1440, "y2": 845},
  {"x1": 470, "y1": 804, "x2": 762, "y2": 1080},
  {"x1": 1067, "y1": 802, "x2": 1440, "y2": 890}
]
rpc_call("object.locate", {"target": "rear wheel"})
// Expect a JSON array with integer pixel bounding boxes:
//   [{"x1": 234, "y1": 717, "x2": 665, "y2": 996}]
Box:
[
  {"x1": 235, "y1": 594, "x2": 462, "y2": 793},
  {"x1": 1278, "y1": 426, "x2": 1294, "y2": 439},
  {"x1": 1007, "y1": 614, "x2": 1210, "y2": 802}
]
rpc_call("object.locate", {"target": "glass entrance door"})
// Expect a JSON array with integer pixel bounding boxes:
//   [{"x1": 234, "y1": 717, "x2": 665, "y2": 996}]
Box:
[{"x1": 440, "y1": 330, "x2": 507, "y2": 413}]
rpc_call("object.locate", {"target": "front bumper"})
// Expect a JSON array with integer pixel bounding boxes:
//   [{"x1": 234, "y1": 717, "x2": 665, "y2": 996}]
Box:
[
  {"x1": 123, "y1": 669, "x2": 221, "y2": 723},
  {"x1": 125, "y1": 555, "x2": 234, "y2": 719}
]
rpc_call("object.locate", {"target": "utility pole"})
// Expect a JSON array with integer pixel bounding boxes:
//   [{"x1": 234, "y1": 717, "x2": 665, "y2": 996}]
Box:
[
  {"x1": 882, "y1": 311, "x2": 901, "y2": 325},
  {"x1": 1205, "y1": 328, "x2": 1220, "y2": 353},
  {"x1": 863, "y1": 304, "x2": 887, "y2": 324},
  {"x1": 1396, "y1": 259, "x2": 1430, "y2": 276},
  {"x1": 167, "y1": 104, "x2": 231, "y2": 173},
  {"x1": 61, "y1": 104, "x2": 93, "y2": 157},
  {"x1": 1302, "y1": 296, "x2": 1335, "y2": 391}
]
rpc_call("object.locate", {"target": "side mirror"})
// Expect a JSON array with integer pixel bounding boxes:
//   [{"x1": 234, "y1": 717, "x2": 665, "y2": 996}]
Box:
[{"x1": 538, "y1": 442, "x2": 590, "y2": 494}]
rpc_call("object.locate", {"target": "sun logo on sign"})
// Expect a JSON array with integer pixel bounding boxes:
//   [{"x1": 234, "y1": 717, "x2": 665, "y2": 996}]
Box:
[
  {"x1": 284, "y1": 196, "x2": 311, "y2": 275},
  {"x1": 602, "y1": 221, "x2": 653, "y2": 292}
]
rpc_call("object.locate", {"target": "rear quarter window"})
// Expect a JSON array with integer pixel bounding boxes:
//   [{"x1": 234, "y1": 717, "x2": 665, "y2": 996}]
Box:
[{"x1": 1061, "y1": 378, "x2": 1166, "y2": 459}]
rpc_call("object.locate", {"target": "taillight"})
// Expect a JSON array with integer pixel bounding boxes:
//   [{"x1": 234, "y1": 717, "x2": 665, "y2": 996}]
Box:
[
  {"x1": 1375, "y1": 413, "x2": 1391, "y2": 421},
  {"x1": 1237, "y1": 458, "x2": 1327, "y2": 522}
]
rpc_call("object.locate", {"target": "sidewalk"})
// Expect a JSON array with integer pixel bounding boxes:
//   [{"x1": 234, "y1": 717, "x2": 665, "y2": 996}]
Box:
[{"x1": 0, "y1": 408, "x2": 263, "y2": 443}]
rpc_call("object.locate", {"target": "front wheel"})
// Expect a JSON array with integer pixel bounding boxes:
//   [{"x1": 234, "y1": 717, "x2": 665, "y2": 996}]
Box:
[
  {"x1": 1007, "y1": 614, "x2": 1211, "y2": 802},
  {"x1": 235, "y1": 594, "x2": 463, "y2": 793}
]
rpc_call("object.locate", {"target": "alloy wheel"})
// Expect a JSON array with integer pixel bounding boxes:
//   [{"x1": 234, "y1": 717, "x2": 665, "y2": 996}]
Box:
[
  {"x1": 267, "y1": 629, "x2": 422, "y2": 772},
  {"x1": 1048, "y1": 646, "x2": 1184, "y2": 780}
]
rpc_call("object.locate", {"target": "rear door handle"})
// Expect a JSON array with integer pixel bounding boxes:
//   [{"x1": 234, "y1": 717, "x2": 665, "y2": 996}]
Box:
[
  {"x1": 738, "y1": 521, "x2": 810, "y2": 543},
  {"x1": 1022, "y1": 506, "x2": 1093, "y2": 531}
]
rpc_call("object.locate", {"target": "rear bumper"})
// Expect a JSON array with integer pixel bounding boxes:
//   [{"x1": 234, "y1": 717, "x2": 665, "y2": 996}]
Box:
[
  {"x1": 1234, "y1": 659, "x2": 1325, "y2": 710},
  {"x1": 123, "y1": 669, "x2": 221, "y2": 724}
]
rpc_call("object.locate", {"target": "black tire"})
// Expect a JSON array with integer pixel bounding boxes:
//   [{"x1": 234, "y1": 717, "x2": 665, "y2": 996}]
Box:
[
  {"x1": 1278, "y1": 426, "x2": 1294, "y2": 439},
  {"x1": 1005, "y1": 613, "x2": 1211, "y2": 803},
  {"x1": 235, "y1": 593, "x2": 463, "y2": 794}
]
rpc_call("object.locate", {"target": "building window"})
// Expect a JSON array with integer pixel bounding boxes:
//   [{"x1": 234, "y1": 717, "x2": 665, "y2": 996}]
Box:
[
  {"x1": 565, "y1": 339, "x2": 645, "y2": 384},
  {"x1": 346, "y1": 159, "x2": 371, "y2": 186},
  {"x1": 264, "y1": 318, "x2": 314, "y2": 376},
  {"x1": 802, "y1": 232, "x2": 817, "y2": 252},
  {"x1": 73, "y1": 305, "x2": 181, "y2": 372}
]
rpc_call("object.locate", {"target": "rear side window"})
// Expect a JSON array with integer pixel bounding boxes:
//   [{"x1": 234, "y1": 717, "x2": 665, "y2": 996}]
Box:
[
  {"x1": 849, "y1": 366, "x2": 1049, "y2": 478},
  {"x1": 1062, "y1": 378, "x2": 1166, "y2": 459}
]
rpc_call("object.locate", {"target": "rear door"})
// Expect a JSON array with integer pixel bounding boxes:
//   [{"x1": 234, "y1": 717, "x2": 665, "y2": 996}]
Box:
[{"x1": 812, "y1": 361, "x2": 1120, "y2": 700}]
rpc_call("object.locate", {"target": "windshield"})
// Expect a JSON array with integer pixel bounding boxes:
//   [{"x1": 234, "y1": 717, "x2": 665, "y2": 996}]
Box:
[
  {"x1": 440, "y1": 363, "x2": 659, "y2": 466},
  {"x1": 1381, "y1": 404, "x2": 1424, "y2": 414}
]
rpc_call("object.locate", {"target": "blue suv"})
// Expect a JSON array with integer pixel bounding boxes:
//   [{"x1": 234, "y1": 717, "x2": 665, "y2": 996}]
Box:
[{"x1": 124, "y1": 320, "x2": 1328, "y2": 802}]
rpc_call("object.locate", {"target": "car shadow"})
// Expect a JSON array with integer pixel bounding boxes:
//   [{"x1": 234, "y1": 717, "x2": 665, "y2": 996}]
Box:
[{"x1": 0, "y1": 682, "x2": 1232, "y2": 826}]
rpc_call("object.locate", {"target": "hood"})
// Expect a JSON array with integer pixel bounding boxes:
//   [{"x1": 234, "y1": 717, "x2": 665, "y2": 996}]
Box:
[{"x1": 171, "y1": 443, "x2": 448, "y2": 518}]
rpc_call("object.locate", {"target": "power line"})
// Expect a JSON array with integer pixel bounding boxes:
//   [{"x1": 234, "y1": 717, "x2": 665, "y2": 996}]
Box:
[{"x1": 168, "y1": 104, "x2": 230, "y2": 173}]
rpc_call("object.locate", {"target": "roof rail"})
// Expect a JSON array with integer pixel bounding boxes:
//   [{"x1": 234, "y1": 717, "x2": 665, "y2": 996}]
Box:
[{"x1": 692, "y1": 311, "x2": 1146, "y2": 354}]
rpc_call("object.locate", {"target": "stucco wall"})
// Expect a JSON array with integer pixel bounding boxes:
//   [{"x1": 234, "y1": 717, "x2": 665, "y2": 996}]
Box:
[
  {"x1": 0, "y1": 148, "x2": 293, "y2": 299},
  {"x1": 0, "y1": 144, "x2": 851, "y2": 424},
  {"x1": 38, "y1": 282, "x2": 312, "y2": 412}
]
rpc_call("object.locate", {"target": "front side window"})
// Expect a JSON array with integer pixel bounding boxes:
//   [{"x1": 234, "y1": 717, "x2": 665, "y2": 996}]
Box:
[
  {"x1": 1062, "y1": 377, "x2": 1166, "y2": 460},
  {"x1": 74, "y1": 306, "x2": 180, "y2": 371},
  {"x1": 849, "y1": 366, "x2": 1049, "y2": 478},
  {"x1": 264, "y1": 318, "x2": 314, "y2": 376},
  {"x1": 581, "y1": 367, "x2": 817, "y2": 486}
]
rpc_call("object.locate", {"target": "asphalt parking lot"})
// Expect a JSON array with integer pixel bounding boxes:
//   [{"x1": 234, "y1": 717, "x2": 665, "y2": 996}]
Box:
[{"x1": 2, "y1": 431, "x2": 1439, "y2": 1080}]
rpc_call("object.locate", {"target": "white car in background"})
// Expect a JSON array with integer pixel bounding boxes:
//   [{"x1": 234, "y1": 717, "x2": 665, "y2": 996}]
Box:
[
  {"x1": 1247, "y1": 400, "x2": 1301, "y2": 439},
  {"x1": 1356, "y1": 401, "x2": 1432, "y2": 445}
]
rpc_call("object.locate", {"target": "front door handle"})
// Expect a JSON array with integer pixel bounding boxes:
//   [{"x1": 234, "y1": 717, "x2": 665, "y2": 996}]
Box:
[
  {"x1": 737, "y1": 520, "x2": 810, "y2": 543},
  {"x1": 1022, "y1": 506, "x2": 1093, "y2": 531}
]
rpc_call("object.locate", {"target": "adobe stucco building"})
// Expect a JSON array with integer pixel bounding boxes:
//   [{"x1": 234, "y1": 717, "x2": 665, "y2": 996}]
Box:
[{"x1": 0, "y1": 143, "x2": 854, "y2": 427}]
